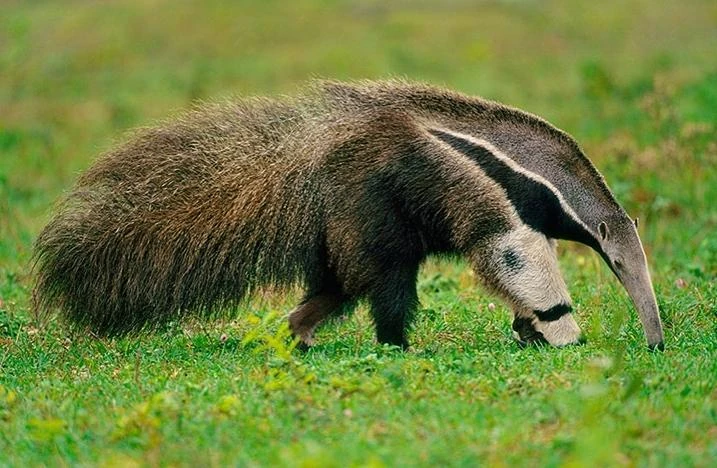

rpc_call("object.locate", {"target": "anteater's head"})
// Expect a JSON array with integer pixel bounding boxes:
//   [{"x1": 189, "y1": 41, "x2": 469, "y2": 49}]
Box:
[{"x1": 595, "y1": 215, "x2": 664, "y2": 351}]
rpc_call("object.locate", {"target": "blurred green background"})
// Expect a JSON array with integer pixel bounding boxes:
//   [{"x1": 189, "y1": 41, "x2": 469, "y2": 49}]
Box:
[{"x1": 1, "y1": 1, "x2": 716, "y2": 466}]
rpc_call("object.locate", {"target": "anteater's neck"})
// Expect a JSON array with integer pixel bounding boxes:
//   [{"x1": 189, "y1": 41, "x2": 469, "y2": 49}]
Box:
[{"x1": 426, "y1": 127, "x2": 609, "y2": 254}]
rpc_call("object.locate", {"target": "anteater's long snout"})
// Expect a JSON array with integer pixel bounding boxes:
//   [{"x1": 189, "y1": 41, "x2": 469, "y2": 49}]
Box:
[{"x1": 620, "y1": 268, "x2": 664, "y2": 351}]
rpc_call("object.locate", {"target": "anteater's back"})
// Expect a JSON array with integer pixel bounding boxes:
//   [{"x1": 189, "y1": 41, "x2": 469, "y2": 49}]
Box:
[{"x1": 34, "y1": 94, "x2": 341, "y2": 334}]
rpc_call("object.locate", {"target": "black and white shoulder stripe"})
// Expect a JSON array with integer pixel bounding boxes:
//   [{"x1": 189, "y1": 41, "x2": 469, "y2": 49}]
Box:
[{"x1": 428, "y1": 128, "x2": 600, "y2": 251}]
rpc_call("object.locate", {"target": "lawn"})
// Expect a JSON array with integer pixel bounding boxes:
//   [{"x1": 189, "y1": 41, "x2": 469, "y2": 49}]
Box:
[{"x1": 1, "y1": 0, "x2": 716, "y2": 466}]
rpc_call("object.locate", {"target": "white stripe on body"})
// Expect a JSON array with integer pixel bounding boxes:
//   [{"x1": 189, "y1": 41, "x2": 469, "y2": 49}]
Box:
[
  {"x1": 429, "y1": 127, "x2": 596, "y2": 241},
  {"x1": 428, "y1": 127, "x2": 584, "y2": 346}
]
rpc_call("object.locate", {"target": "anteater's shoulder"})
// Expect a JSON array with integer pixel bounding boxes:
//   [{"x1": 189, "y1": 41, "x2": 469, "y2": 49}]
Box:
[{"x1": 313, "y1": 79, "x2": 578, "y2": 149}]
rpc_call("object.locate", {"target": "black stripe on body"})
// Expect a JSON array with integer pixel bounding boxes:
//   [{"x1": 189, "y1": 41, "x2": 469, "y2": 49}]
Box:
[
  {"x1": 534, "y1": 303, "x2": 572, "y2": 321},
  {"x1": 429, "y1": 129, "x2": 600, "y2": 251}
]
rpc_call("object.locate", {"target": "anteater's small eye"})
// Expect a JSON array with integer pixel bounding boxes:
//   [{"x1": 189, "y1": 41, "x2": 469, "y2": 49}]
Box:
[{"x1": 614, "y1": 259, "x2": 624, "y2": 270}]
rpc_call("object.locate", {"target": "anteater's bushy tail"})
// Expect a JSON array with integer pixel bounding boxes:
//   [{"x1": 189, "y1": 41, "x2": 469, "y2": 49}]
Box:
[{"x1": 33, "y1": 97, "x2": 328, "y2": 335}]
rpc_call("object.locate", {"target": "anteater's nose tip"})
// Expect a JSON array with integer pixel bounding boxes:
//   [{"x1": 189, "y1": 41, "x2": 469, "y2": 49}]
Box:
[{"x1": 648, "y1": 341, "x2": 665, "y2": 352}]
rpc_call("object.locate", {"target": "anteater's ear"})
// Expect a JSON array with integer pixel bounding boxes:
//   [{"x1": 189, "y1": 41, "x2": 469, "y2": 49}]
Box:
[
  {"x1": 598, "y1": 221, "x2": 609, "y2": 241},
  {"x1": 634, "y1": 217, "x2": 639, "y2": 229}
]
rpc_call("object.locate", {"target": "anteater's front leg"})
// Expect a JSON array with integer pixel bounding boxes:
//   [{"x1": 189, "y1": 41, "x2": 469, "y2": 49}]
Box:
[
  {"x1": 511, "y1": 307, "x2": 582, "y2": 347},
  {"x1": 511, "y1": 314, "x2": 548, "y2": 347},
  {"x1": 473, "y1": 226, "x2": 582, "y2": 347}
]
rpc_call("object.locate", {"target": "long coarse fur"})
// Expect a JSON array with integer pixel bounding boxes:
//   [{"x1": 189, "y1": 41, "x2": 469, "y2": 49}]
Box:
[
  {"x1": 35, "y1": 90, "x2": 333, "y2": 334},
  {"x1": 34, "y1": 79, "x2": 656, "y2": 347}
]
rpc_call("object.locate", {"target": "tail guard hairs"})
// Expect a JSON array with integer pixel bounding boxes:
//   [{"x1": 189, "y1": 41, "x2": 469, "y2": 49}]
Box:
[{"x1": 33, "y1": 80, "x2": 665, "y2": 350}]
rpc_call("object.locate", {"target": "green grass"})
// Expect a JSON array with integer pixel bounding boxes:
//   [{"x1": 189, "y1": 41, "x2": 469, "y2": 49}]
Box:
[{"x1": 1, "y1": 0, "x2": 716, "y2": 466}]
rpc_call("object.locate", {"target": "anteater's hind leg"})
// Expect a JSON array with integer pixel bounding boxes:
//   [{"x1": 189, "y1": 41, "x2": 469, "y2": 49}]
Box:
[
  {"x1": 289, "y1": 292, "x2": 347, "y2": 346},
  {"x1": 290, "y1": 265, "x2": 418, "y2": 350},
  {"x1": 323, "y1": 183, "x2": 423, "y2": 350},
  {"x1": 289, "y1": 270, "x2": 351, "y2": 347},
  {"x1": 472, "y1": 226, "x2": 582, "y2": 347},
  {"x1": 366, "y1": 265, "x2": 419, "y2": 349}
]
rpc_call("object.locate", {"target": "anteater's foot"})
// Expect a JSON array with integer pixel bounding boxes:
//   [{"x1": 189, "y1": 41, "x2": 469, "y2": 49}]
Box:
[
  {"x1": 512, "y1": 317, "x2": 549, "y2": 347},
  {"x1": 288, "y1": 293, "x2": 344, "y2": 348},
  {"x1": 288, "y1": 309, "x2": 318, "y2": 348},
  {"x1": 513, "y1": 314, "x2": 583, "y2": 348},
  {"x1": 534, "y1": 313, "x2": 583, "y2": 347},
  {"x1": 377, "y1": 336, "x2": 410, "y2": 351}
]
